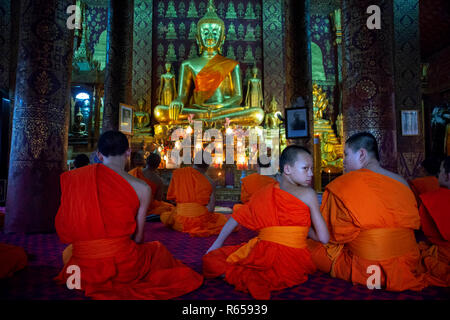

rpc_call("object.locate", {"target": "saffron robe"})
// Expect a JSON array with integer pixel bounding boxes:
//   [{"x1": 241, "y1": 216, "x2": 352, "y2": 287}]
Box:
[
  {"x1": 409, "y1": 176, "x2": 440, "y2": 204},
  {"x1": 194, "y1": 54, "x2": 238, "y2": 105},
  {"x1": 128, "y1": 167, "x2": 174, "y2": 215},
  {"x1": 418, "y1": 187, "x2": 450, "y2": 286},
  {"x1": 240, "y1": 173, "x2": 277, "y2": 204},
  {"x1": 203, "y1": 183, "x2": 316, "y2": 300},
  {"x1": 160, "y1": 167, "x2": 228, "y2": 237},
  {"x1": 0, "y1": 243, "x2": 27, "y2": 278},
  {"x1": 55, "y1": 164, "x2": 203, "y2": 300},
  {"x1": 307, "y1": 169, "x2": 427, "y2": 291}
]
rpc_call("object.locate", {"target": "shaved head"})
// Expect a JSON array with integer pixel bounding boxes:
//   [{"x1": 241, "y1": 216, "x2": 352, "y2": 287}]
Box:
[
  {"x1": 345, "y1": 132, "x2": 380, "y2": 161},
  {"x1": 279, "y1": 145, "x2": 311, "y2": 174}
]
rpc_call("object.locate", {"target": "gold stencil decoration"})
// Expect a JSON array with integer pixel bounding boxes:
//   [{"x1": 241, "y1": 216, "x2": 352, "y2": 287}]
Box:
[
  {"x1": 26, "y1": 119, "x2": 50, "y2": 160},
  {"x1": 165, "y1": 43, "x2": 177, "y2": 62},
  {"x1": 157, "y1": 43, "x2": 164, "y2": 61},
  {"x1": 226, "y1": 45, "x2": 236, "y2": 59},
  {"x1": 226, "y1": 2, "x2": 237, "y2": 19},
  {"x1": 227, "y1": 22, "x2": 237, "y2": 41},
  {"x1": 165, "y1": 0, "x2": 177, "y2": 18},
  {"x1": 244, "y1": 2, "x2": 256, "y2": 19},
  {"x1": 157, "y1": 1, "x2": 164, "y2": 17},
  {"x1": 236, "y1": 45, "x2": 244, "y2": 61},
  {"x1": 237, "y1": 3, "x2": 244, "y2": 18},
  {"x1": 237, "y1": 23, "x2": 244, "y2": 40},
  {"x1": 178, "y1": 43, "x2": 186, "y2": 59},
  {"x1": 243, "y1": 45, "x2": 255, "y2": 63},
  {"x1": 188, "y1": 22, "x2": 197, "y2": 39},
  {"x1": 244, "y1": 24, "x2": 256, "y2": 41},
  {"x1": 166, "y1": 21, "x2": 178, "y2": 40},
  {"x1": 179, "y1": 22, "x2": 186, "y2": 39},
  {"x1": 178, "y1": 2, "x2": 186, "y2": 17},
  {"x1": 188, "y1": 43, "x2": 197, "y2": 58},
  {"x1": 157, "y1": 22, "x2": 165, "y2": 38},
  {"x1": 187, "y1": 0, "x2": 198, "y2": 18}
]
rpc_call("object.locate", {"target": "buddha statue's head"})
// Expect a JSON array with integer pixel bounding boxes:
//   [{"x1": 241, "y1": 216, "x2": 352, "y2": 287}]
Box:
[
  {"x1": 196, "y1": 0, "x2": 225, "y2": 55},
  {"x1": 165, "y1": 62, "x2": 172, "y2": 72}
]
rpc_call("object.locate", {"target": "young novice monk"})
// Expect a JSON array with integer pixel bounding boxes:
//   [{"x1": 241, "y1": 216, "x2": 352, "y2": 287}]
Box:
[
  {"x1": 240, "y1": 156, "x2": 278, "y2": 204},
  {"x1": 55, "y1": 131, "x2": 203, "y2": 299},
  {"x1": 160, "y1": 152, "x2": 229, "y2": 237},
  {"x1": 128, "y1": 153, "x2": 174, "y2": 216},
  {"x1": 202, "y1": 145, "x2": 329, "y2": 299},
  {"x1": 418, "y1": 156, "x2": 450, "y2": 286}
]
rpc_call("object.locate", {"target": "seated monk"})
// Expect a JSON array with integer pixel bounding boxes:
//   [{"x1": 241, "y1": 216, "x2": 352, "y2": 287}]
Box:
[
  {"x1": 307, "y1": 132, "x2": 428, "y2": 291},
  {"x1": 128, "y1": 153, "x2": 174, "y2": 216},
  {"x1": 417, "y1": 156, "x2": 450, "y2": 286},
  {"x1": 239, "y1": 157, "x2": 279, "y2": 204},
  {"x1": 54, "y1": 131, "x2": 203, "y2": 299},
  {"x1": 160, "y1": 152, "x2": 229, "y2": 237},
  {"x1": 203, "y1": 146, "x2": 329, "y2": 299},
  {"x1": 0, "y1": 242, "x2": 27, "y2": 278},
  {"x1": 409, "y1": 155, "x2": 441, "y2": 203}
]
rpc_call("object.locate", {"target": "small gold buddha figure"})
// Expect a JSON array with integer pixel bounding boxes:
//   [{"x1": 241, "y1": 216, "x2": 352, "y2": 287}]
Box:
[
  {"x1": 312, "y1": 83, "x2": 330, "y2": 124},
  {"x1": 264, "y1": 97, "x2": 281, "y2": 129},
  {"x1": 157, "y1": 63, "x2": 177, "y2": 106},
  {"x1": 133, "y1": 98, "x2": 151, "y2": 132},
  {"x1": 245, "y1": 65, "x2": 263, "y2": 109},
  {"x1": 153, "y1": 0, "x2": 264, "y2": 127},
  {"x1": 72, "y1": 111, "x2": 87, "y2": 136}
]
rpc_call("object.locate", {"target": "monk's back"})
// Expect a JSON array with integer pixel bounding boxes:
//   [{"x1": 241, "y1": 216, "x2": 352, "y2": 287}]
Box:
[{"x1": 326, "y1": 168, "x2": 419, "y2": 229}]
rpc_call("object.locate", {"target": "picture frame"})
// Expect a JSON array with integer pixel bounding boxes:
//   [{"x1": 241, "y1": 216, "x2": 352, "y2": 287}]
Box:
[
  {"x1": 285, "y1": 107, "x2": 309, "y2": 139},
  {"x1": 119, "y1": 103, "x2": 133, "y2": 135},
  {"x1": 401, "y1": 110, "x2": 419, "y2": 136}
]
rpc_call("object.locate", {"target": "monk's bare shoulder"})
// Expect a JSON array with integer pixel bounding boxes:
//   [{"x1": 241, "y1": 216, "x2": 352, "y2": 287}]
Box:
[
  {"x1": 378, "y1": 168, "x2": 410, "y2": 188},
  {"x1": 293, "y1": 187, "x2": 319, "y2": 209},
  {"x1": 203, "y1": 173, "x2": 216, "y2": 188},
  {"x1": 123, "y1": 172, "x2": 151, "y2": 199}
]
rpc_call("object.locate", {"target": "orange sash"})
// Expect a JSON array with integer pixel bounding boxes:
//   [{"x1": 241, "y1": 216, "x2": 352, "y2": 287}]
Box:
[
  {"x1": 347, "y1": 228, "x2": 417, "y2": 261},
  {"x1": 226, "y1": 226, "x2": 309, "y2": 263},
  {"x1": 194, "y1": 54, "x2": 238, "y2": 104},
  {"x1": 177, "y1": 202, "x2": 209, "y2": 218},
  {"x1": 72, "y1": 236, "x2": 133, "y2": 259}
]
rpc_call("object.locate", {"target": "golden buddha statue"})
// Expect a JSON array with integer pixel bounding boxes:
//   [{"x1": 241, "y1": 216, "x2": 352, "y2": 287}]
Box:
[
  {"x1": 312, "y1": 83, "x2": 343, "y2": 172},
  {"x1": 157, "y1": 62, "x2": 177, "y2": 106},
  {"x1": 153, "y1": 0, "x2": 264, "y2": 127},
  {"x1": 245, "y1": 65, "x2": 263, "y2": 109},
  {"x1": 72, "y1": 110, "x2": 87, "y2": 136},
  {"x1": 264, "y1": 97, "x2": 281, "y2": 129},
  {"x1": 133, "y1": 98, "x2": 151, "y2": 133}
]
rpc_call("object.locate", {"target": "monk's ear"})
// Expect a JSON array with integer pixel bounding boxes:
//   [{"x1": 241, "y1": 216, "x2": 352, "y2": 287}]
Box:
[
  {"x1": 125, "y1": 149, "x2": 132, "y2": 158},
  {"x1": 358, "y1": 148, "x2": 368, "y2": 162},
  {"x1": 97, "y1": 151, "x2": 104, "y2": 162}
]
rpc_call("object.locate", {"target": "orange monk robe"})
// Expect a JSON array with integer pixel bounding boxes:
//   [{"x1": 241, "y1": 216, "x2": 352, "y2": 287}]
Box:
[
  {"x1": 128, "y1": 167, "x2": 174, "y2": 215},
  {"x1": 160, "y1": 167, "x2": 229, "y2": 237},
  {"x1": 203, "y1": 183, "x2": 316, "y2": 300},
  {"x1": 409, "y1": 176, "x2": 440, "y2": 204},
  {"x1": 240, "y1": 173, "x2": 277, "y2": 204},
  {"x1": 307, "y1": 169, "x2": 427, "y2": 291},
  {"x1": 55, "y1": 164, "x2": 203, "y2": 300},
  {"x1": 0, "y1": 243, "x2": 27, "y2": 279},
  {"x1": 418, "y1": 188, "x2": 450, "y2": 286},
  {"x1": 194, "y1": 54, "x2": 238, "y2": 104}
]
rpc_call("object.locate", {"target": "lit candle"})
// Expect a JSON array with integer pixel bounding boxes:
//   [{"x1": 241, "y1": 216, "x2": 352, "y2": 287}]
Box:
[{"x1": 328, "y1": 169, "x2": 331, "y2": 184}]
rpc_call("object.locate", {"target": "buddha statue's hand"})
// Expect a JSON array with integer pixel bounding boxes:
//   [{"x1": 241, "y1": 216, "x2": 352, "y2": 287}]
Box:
[{"x1": 169, "y1": 100, "x2": 184, "y2": 120}]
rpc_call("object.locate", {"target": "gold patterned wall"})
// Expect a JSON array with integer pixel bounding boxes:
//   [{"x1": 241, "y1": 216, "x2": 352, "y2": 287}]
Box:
[{"x1": 151, "y1": 0, "x2": 263, "y2": 118}]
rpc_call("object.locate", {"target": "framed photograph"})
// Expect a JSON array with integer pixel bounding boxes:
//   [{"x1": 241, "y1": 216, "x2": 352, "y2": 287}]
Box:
[
  {"x1": 401, "y1": 110, "x2": 419, "y2": 136},
  {"x1": 285, "y1": 107, "x2": 309, "y2": 139},
  {"x1": 119, "y1": 103, "x2": 133, "y2": 135}
]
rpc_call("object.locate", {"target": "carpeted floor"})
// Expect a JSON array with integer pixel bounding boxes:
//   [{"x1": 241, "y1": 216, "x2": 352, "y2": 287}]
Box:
[{"x1": 0, "y1": 202, "x2": 448, "y2": 300}]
